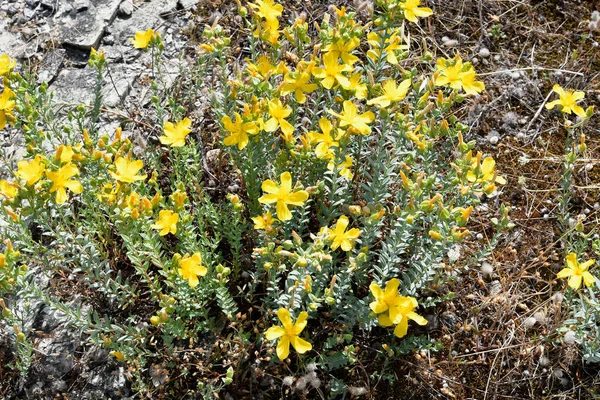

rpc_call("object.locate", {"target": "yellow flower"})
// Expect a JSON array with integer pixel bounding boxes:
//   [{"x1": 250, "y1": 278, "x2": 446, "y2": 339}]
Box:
[
  {"x1": 307, "y1": 117, "x2": 339, "y2": 159},
  {"x1": 171, "y1": 190, "x2": 187, "y2": 208},
  {"x1": 222, "y1": 113, "x2": 259, "y2": 150},
  {"x1": 265, "y1": 308, "x2": 312, "y2": 360},
  {"x1": 328, "y1": 100, "x2": 375, "y2": 135},
  {"x1": 323, "y1": 37, "x2": 361, "y2": 65},
  {"x1": 246, "y1": 55, "x2": 279, "y2": 80},
  {"x1": 0, "y1": 180, "x2": 18, "y2": 200},
  {"x1": 327, "y1": 215, "x2": 361, "y2": 251},
  {"x1": 249, "y1": 0, "x2": 283, "y2": 23},
  {"x1": 17, "y1": 155, "x2": 45, "y2": 186},
  {"x1": 435, "y1": 54, "x2": 485, "y2": 95},
  {"x1": 466, "y1": 153, "x2": 506, "y2": 185},
  {"x1": 557, "y1": 253, "x2": 596, "y2": 290},
  {"x1": 327, "y1": 155, "x2": 354, "y2": 180},
  {"x1": 0, "y1": 87, "x2": 16, "y2": 130},
  {"x1": 312, "y1": 52, "x2": 353, "y2": 89},
  {"x1": 46, "y1": 163, "x2": 83, "y2": 204},
  {"x1": 54, "y1": 145, "x2": 75, "y2": 164},
  {"x1": 131, "y1": 29, "x2": 157, "y2": 49},
  {"x1": 399, "y1": 0, "x2": 433, "y2": 23},
  {"x1": 110, "y1": 157, "x2": 147, "y2": 183},
  {"x1": 369, "y1": 278, "x2": 403, "y2": 321},
  {"x1": 367, "y1": 79, "x2": 412, "y2": 108},
  {"x1": 151, "y1": 210, "x2": 179, "y2": 236},
  {"x1": 370, "y1": 278, "x2": 427, "y2": 338},
  {"x1": 265, "y1": 99, "x2": 294, "y2": 142},
  {"x1": 160, "y1": 118, "x2": 192, "y2": 147},
  {"x1": 258, "y1": 172, "x2": 309, "y2": 221},
  {"x1": 459, "y1": 69, "x2": 486, "y2": 96},
  {"x1": 251, "y1": 211, "x2": 278, "y2": 231},
  {"x1": 280, "y1": 62, "x2": 318, "y2": 104},
  {"x1": 0, "y1": 54, "x2": 16, "y2": 75},
  {"x1": 545, "y1": 84, "x2": 586, "y2": 117},
  {"x1": 179, "y1": 252, "x2": 208, "y2": 288},
  {"x1": 345, "y1": 73, "x2": 368, "y2": 99}
]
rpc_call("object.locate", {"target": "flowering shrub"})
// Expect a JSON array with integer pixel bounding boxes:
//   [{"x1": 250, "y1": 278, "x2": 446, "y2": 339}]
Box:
[{"x1": 1, "y1": 0, "x2": 596, "y2": 396}]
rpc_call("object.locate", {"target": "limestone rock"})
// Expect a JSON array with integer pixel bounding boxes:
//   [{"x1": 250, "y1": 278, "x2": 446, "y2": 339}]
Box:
[{"x1": 55, "y1": 0, "x2": 122, "y2": 49}]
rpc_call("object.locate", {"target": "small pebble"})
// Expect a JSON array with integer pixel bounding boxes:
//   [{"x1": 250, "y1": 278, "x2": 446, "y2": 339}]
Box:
[
  {"x1": 523, "y1": 317, "x2": 537, "y2": 328},
  {"x1": 563, "y1": 331, "x2": 577, "y2": 344},
  {"x1": 479, "y1": 47, "x2": 490, "y2": 58}
]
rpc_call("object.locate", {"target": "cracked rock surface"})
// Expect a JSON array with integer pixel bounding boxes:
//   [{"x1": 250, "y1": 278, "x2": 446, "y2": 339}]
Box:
[{"x1": 0, "y1": 0, "x2": 200, "y2": 397}]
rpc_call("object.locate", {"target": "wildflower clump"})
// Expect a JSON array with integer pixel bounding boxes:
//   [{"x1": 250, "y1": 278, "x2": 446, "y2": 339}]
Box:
[{"x1": 0, "y1": 0, "x2": 524, "y2": 394}]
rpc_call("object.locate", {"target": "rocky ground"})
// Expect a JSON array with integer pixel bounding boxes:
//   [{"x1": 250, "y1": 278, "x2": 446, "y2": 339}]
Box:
[
  {"x1": 0, "y1": 0, "x2": 200, "y2": 165},
  {"x1": 0, "y1": 1, "x2": 202, "y2": 397}
]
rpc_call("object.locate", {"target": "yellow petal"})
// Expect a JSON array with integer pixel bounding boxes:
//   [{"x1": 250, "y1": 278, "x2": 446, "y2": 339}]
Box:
[
  {"x1": 265, "y1": 326, "x2": 285, "y2": 340},
  {"x1": 261, "y1": 179, "x2": 279, "y2": 194},
  {"x1": 276, "y1": 201, "x2": 292, "y2": 221},
  {"x1": 556, "y1": 267, "x2": 574, "y2": 278},
  {"x1": 582, "y1": 272, "x2": 596, "y2": 288},
  {"x1": 565, "y1": 253, "x2": 578, "y2": 270},
  {"x1": 393, "y1": 318, "x2": 409, "y2": 338},
  {"x1": 292, "y1": 311, "x2": 308, "y2": 335},
  {"x1": 285, "y1": 191, "x2": 308, "y2": 206},
  {"x1": 290, "y1": 336, "x2": 312, "y2": 354},
  {"x1": 377, "y1": 312, "x2": 393, "y2": 327},
  {"x1": 276, "y1": 335, "x2": 290, "y2": 360},
  {"x1": 568, "y1": 275, "x2": 582, "y2": 290},
  {"x1": 407, "y1": 312, "x2": 428, "y2": 326},
  {"x1": 277, "y1": 308, "x2": 292, "y2": 329}
]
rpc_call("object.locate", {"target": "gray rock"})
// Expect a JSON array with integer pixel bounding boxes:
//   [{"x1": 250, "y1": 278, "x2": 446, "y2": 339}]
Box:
[
  {"x1": 118, "y1": 0, "x2": 133, "y2": 17},
  {"x1": 110, "y1": 0, "x2": 162, "y2": 46},
  {"x1": 56, "y1": 0, "x2": 121, "y2": 49},
  {"x1": 478, "y1": 47, "x2": 490, "y2": 58},
  {"x1": 73, "y1": 0, "x2": 90, "y2": 11},
  {"x1": 7, "y1": 4, "x2": 19, "y2": 16},
  {"x1": 102, "y1": 63, "x2": 141, "y2": 107},
  {"x1": 159, "y1": 0, "x2": 178, "y2": 17},
  {"x1": 178, "y1": 0, "x2": 197, "y2": 9},
  {"x1": 49, "y1": 67, "x2": 97, "y2": 104},
  {"x1": 37, "y1": 48, "x2": 66, "y2": 83},
  {"x1": 179, "y1": 0, "x2": 198, "y2": 10}
]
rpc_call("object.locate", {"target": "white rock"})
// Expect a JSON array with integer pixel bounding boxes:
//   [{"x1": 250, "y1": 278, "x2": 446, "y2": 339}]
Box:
[
  {"x1": 479, "y1": 47, "x2": 490, "y2": 58},
  {"x1": 563, "y1": 331, "x2": 577, "y2": 344}
]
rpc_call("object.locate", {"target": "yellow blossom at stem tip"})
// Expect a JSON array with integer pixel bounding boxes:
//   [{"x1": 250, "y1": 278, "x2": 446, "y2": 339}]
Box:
[
  {"x1": 160, "y1": 118, "x2": 192, "y2": 147},
  {"x1": 327, "y1": 215, "x2": 361, "y2": 251},
  {"x1": 369, "y1": 278, "x2": 427, "y2": 338},
  {"x1": 400, "y1": 0, "x2": 433, "y2": 23},
  {"x1": 131, "y1": 29, "x2": 158, "y2": 49},
  {"x1": 17, "y1": 155, "x2": 45, "y2": 187},
  {"x1": 110, "y1": 157, "x2": 147, "y2": 183},
  {"x1": 265, "y1": 308, "x2": 312, "y2": 360},
  {"x1": 46, "y1": 163, "x2": 83, "y2": 204},
  {"x1": 557, "y1": 252, "x2": 596, "y2": 290},
  {"x1": 258, "y1": 172, "x2": 308, "y2": 221},
  {"x1": 151, "y1": 210, "x2": 179, "y2": 236},
  {"x1": 545, "y1": 84, "x2": 586, "y2": 118},
  {"x1": 0, "y1": 54, "x2": 16, "y2": 75},
  {"x1": 329, "y1": 100, "x2": 375, "y2": 135},
  {"x1": 178, "y1": 252, "x2": 207, "y2": 288}
]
